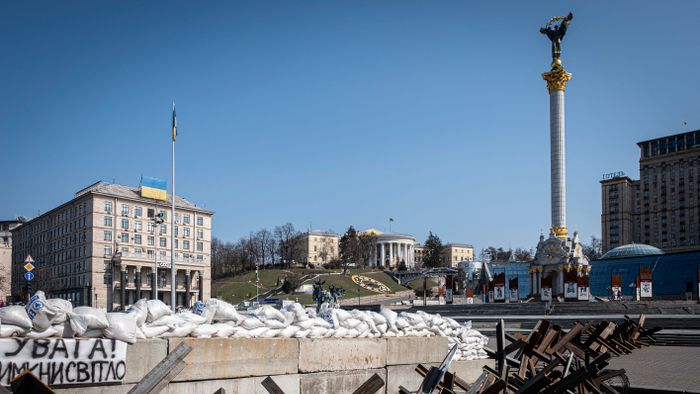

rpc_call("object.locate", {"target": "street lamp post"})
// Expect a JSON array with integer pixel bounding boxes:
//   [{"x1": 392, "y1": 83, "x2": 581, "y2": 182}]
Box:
[{"x1": 151, "y1": 213, "x2": 164, "y2": 301}]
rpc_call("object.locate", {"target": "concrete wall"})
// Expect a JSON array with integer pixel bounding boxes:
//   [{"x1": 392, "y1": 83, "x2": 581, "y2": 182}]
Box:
[{"x1": 55, "y1": 337, "x2": 492, "y2": 394}]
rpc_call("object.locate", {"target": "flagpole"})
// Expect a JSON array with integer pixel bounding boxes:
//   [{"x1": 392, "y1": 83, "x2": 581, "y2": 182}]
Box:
[{"x1": 170, "y1": 102, "x2": 177, "y2": 312}]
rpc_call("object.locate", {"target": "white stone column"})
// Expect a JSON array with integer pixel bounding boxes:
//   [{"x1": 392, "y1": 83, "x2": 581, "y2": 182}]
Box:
[
  {"x1": 389, "y1": 243, "x2": 394, "y2": 268},
  {"x1": 550, "y1": 89, "x2": 566, "y2": 231},
  {"x1": 380, "y1": 243, "x2": 385, "y2": 267},
  {"x1": 543, "y1": 65, "x2": 571, "y2": 237}
]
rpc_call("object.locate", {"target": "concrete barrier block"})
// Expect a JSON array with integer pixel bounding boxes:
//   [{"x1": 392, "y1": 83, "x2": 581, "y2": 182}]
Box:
[
  {"x1": 449, "y1": 358, "x2": 493, "y2": 384},
  {"x1": 168, "y1": 338, "x2": 299, "y2": 381},
  {"x1": 386, "y1": 336, "x2": 448, "y2": 365},
  {"x1": 298, "y1": 338, "x2": 386, "y2": 373},
  {"x1": 124, "y1": 338, "x2": 168, "y2": 384},
  {"x1": 387, "y1": 364, "x2": 432, "y2": 393},
  {"x1": 165, "y1": 374, "x2": 300, "y2": 394},
  {"x1": 300, "y1": 368, "x2": 386, "y2": 394}
]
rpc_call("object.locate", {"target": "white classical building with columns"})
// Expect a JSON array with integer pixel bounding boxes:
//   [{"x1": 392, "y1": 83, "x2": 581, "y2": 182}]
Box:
[{"x1": 362, "y1": 229, "x2": 416, "y2": 269}]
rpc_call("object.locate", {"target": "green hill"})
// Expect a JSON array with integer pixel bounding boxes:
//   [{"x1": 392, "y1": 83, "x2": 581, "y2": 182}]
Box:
[{"x1": 212, "y1": 268, "x2": 409, "y2": 305}]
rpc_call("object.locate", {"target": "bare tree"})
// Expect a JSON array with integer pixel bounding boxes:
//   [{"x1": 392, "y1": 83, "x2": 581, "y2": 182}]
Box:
[
  {"x1": 255, "y1": 229, "x2": 274, "y2": 266},
  {"x1": 274, "y1": 223, "x2": 301, "y2": 268},
  {"x1": 358, "y1": 233, "x2": 377, "y2": 267}
]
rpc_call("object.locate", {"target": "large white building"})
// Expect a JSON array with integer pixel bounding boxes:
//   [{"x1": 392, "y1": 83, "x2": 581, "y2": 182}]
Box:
[
  {"x1": 11, "y1": 181, "x2": 213, "y2": 310},
  {"x1": 362, "y1": 229, "x2": 416, "y2": 269}
]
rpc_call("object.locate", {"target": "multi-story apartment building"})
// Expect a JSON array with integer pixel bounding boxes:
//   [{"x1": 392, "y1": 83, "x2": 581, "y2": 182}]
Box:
[
  {"x1": 0, "y1": 217, "x2": 26, "y2": 303},
  {"x1": 11, "y1": 181, "x2": 213, "y2": 309},
  {"x1": 601, "y1": 130, "x2": 700, "y2": 253},
  {"x1": 299, "y1": 231, "x2": 339, "y2": 265}
]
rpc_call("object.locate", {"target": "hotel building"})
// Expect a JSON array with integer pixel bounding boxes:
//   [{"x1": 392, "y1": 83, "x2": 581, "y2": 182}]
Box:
[
  {"x1": 11, "y1": 181, "x2": 213, "y2": 309},
  {"x1": 601, "y1": 130, "x2": 700, "y2": 253}
]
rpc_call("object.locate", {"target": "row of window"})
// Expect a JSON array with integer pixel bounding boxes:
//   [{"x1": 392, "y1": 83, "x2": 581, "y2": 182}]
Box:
[
  {"x1": 104, "y1": 201, "x2": 205, "y2": 226},
  {"x1": 103, "y1": 216, "x2": 205, "y2": 238}
]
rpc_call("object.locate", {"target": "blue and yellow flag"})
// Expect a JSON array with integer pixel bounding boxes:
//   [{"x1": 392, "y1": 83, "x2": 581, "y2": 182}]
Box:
[
  {"x1": 172, "y1": 103, "x2": 177, "y2": 141},
  {"x1": 140, "y1": 176, "x2": 167, "y2": 200}
]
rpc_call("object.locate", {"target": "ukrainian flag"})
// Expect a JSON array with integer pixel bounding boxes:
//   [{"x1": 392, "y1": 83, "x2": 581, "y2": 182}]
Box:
[
  {"x1": 172, "y1": 103, "x2": 177, "y2": 141},
  {"x1": 140, "y1": 176, "x2": 167, "y2": 201}
]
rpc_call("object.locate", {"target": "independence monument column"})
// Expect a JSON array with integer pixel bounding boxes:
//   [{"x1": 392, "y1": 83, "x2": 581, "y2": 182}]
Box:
[{"x1": 541, "y1": 13, "x2": 573, "y2": 239}]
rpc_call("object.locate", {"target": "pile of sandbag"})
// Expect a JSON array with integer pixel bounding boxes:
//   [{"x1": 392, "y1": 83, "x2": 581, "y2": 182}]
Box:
[{"x1": 0, "y1": 292, "x2": 488, "y2": 360}]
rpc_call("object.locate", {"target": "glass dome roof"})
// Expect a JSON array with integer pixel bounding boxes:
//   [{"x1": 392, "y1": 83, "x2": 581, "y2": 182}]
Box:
[{"x1": 600, "y1": 243, "x2": 663, "y2": 259}]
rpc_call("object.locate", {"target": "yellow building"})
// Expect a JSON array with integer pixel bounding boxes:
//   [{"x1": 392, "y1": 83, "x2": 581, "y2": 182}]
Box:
[
  {"x1": 299, "y1": 231, "x2": 339, "y2": 265},
  {"x1": 414, "y1": 242, "x2": 474, "y2": 267},
  {"x1": 442, "y1": 243, "x2": 474, "y2": 267}
]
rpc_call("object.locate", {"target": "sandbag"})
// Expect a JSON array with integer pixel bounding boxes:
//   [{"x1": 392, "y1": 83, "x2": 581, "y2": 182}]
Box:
[
  {"x1": 158, "y1": 322, "x2": 196, "y2": 337},
  {"x1": 279, "y1": 325, "x2": 300, "y2": 338},
  {"x1": 146, "y1": 299, "x2": 172, "y2": 322},
  {"x1": 25, "y1": 292, "x2": 58, "y2": 332},
  {"x1": 45, "y1": 298, "x2": 73, "y2": 324},
  {"x1": 0, "y1": 324, "x2": 28, "y2": 337},
  {"x1": 127, "y1": 299, "x2": 149, "y2": 327},
  {"x1": 177, "y1": 311, "x2": 207, "y2": 325},
  {"x1": 247, "y1": 327, "x2": 269, "y2": 337},
  {"x1": 240, "y1": 316, "x2": 265, "y2": 330},
  {"x1": 192, "y1": 300, "x2": 217, "y2": 324},
  {"x1": 380, "y1": 308, "x2": 398, "y2": 331},
  {"x1": 212, "y1": 323, "x2": 235, "y2": 338},
  {"x1": 104, "y1": 313, "x2": 138, "y2": 344},
  {"x1": 253, "y1": 305, "x2": 286, "y2": 322},
  {"x1": 0, "y1": 306, "x2": 32, "y2": 330},
  {"x1": 150, "y1": 315, "x2": 185, "y2": 327},
  {"x1": 264, "y1": 319, "x2": 287, "y2": 329},
  {"x1": 69, "y1": 307, "x2": 109, "y2": 336},
  {"x1": 191, "y1": 324, "x2": 219, "y2": 338},
  {"x1": 141, "y1": 324, "x2": 170, "y2": 338},
  {"x1": 232, "y1": 327, "x2": 252, "y2": 338},
  {"x1": 211, "y1": 299, "x2": 244, "y2": 323}
]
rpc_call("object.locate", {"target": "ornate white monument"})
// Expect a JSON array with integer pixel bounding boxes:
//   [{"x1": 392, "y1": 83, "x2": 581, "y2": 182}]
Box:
[{"x1": 530, "y1": 13, "x2": 590, "y2": 299}]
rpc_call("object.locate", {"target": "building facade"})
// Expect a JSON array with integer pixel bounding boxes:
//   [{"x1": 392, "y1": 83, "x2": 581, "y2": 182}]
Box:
[
  {"x1": 601, "y1": 130, "x2": 700, "y2": 253},
  {"x1": 0, "y1": 218, "x2": 26, "y2": 303},
  {"x1": 442, "y1": 243, "x2": 474, "y2": 267},
  {"x1": 299, "y1": 231, "x2": 339, "y2": 265},
  {"x1": 413, "y1": 243, "x2": 473, "y2": 268},
  {"x1": 600, "y1": 175, "x2": 639, "y2": 252},
  {"x1": 11, "y1": 181, "x2": 213, "y2": 309}
]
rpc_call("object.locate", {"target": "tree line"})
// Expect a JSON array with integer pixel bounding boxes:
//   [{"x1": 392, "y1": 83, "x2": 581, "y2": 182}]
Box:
[{"x1": 211, "y1": 223, "x2": 309, "y2": 279}]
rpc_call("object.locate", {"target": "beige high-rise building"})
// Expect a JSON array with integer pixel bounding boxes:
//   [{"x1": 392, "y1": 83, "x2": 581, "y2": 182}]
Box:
[
  {"x1": 601, "y1": 130, "x2": 700, "y2": 253},
  {"x1": 299, "y1": 231, "x2": 339, "y2": 265},
  {"x1": 11, "y1": 181, "x2": 213, "y2": 309},
  {"x1": 1, "y1": 218, "x2": 25, "y2": 303}
]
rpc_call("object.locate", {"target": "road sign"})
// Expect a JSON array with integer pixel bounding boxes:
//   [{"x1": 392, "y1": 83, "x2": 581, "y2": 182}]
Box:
[
  {"x1": 24, "y1": 255, "x2": 35, "y2": 263},
  {"x1": 24, "y1": 272, "x2": 34, "y2": 281},
  {"x1": 24, "y1": 262, "x2": 35, "y2": 272}
]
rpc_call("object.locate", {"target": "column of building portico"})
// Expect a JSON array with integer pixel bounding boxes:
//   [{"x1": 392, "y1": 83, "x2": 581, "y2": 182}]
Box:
[
  {"x1": 389, "y1": 243, "x2": 394, "y2": 268},
  {"x1": 135, "y1": 267, "x2": 142, "y2": 300},
  {"x1": 185, "y1": 270, "x2": 191, "y2": 308},
  {"x1": 380, "y1": 243, "x2": 386, "y2": 267},
  {"x1": 530, "y1": 271, "x2": 535, "y2": 296}
]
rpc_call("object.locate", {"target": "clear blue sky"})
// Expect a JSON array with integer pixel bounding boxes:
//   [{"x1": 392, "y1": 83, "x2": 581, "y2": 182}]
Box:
[{"x1": 2, "y1": 1, "x2": 700, "y2": 253}]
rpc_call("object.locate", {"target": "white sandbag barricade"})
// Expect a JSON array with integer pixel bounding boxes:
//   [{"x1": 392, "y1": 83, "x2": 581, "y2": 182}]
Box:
[{"x1": 0, "y1": 292, "x2": 489, "y2": 361}]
